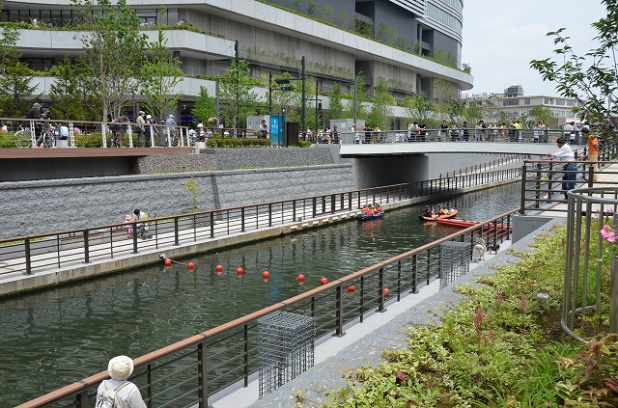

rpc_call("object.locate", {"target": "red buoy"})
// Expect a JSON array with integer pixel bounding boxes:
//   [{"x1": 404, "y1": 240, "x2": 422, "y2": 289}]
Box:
[
  {"x1": 262, "y1": 270, "x2": 270, "y2": 279},
  {"x1": 347, "y1": 285, "x2": 355, "y2": 293},
  {"x1": 297, "y1": 274, "x2": 305, "y2": 281},
  {"x1": 236, "y1": 267, "x2": 244, "y2": 274},
  {"x1": 187, "y1": 262, "x2": 195, "y2": 271},
  {"x1": 320, "y1": 277, "x2": 328, "y2": 285},
  {"x1": 215, "y1": 264, "x2": 223, "y2": 272},
  {"x1": 164, "y1": 258, "x2": 172, "y2": 267}
]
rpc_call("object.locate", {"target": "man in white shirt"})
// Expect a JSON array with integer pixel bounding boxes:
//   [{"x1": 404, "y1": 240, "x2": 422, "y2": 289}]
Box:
[{"x1": 547, "y1": 136, "x2": 577, "y2": 199}]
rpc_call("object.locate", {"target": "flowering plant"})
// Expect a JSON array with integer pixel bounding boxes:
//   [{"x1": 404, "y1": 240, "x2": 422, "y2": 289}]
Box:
[{"x1": 600, "y1": 224, "x2": 617, "y2": 245}]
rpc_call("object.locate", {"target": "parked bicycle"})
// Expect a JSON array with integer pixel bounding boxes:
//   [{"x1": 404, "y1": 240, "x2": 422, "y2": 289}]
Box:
[
  {"x1": 13, "y1": 128, "x2": 55, "y2": 148},
  {"x1": 166, "y1": 131, "x2": 179, "y2": 147}
]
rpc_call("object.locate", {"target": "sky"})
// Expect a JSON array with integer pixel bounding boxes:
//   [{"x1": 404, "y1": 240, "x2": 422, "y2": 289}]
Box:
[{"x1": 461, "y1": 0, "x2": 608, "y2": 97}]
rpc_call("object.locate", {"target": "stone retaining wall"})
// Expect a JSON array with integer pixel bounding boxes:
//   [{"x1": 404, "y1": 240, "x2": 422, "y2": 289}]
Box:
[
  {"x1": 134, "y1": 147, "x2": 336, "y2": 173},
  {"x1": 0, "y1": 164, "x2": 353, "y2": 239}
]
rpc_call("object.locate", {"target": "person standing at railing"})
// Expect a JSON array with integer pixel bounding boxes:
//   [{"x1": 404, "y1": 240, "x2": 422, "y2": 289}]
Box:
[
  {"x1": 96, "y1": 355, "x2": 146, "y2": 408},
  {"x1": 461, "y1": 121, "x2": 470, "y2": 141},
  {"x1": 439, "y1": 119, "x2": 448, "y2": 141},
  {"x1": 165, "y1": 114, "x2": 177, "y2": 147},
  {"x1": 135, "y1": 111, "x2": 146, "y2": 147},
  {"x1": 133, "y1": 209, "x2": 151, "y2": 239},
  {"x1": 584, "y1": 127, "x2": 599, "y2": 182},
  {"x1": 547, "y1": 136, "x2": 577, "y2": 199}
]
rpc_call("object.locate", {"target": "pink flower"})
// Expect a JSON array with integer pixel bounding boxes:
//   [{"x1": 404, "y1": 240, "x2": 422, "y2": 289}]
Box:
[{"x1": 601, "y1": 225, "x2": 617, "y2": 245}]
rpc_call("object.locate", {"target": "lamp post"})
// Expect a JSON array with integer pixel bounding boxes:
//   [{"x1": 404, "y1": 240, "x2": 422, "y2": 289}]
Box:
[
  {"x1": 268, "y1": 72, "x2": 272, "y2": 115},
  {"x1": 301, "y1": 56, "x2": 306, "y2": 137},
  {"x1": 315, "y1": 77, "x2": 319, "y2": 138}
]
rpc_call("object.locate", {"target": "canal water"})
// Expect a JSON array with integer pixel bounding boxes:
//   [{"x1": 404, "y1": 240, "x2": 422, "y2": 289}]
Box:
[{"x1": 1, "y1": 183, "x2": 522, "y2": 407}]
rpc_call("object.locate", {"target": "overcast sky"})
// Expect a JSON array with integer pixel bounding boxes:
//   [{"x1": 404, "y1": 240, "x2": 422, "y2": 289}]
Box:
[{"x1": 461, "y1": 0, "x2": 607, "y2": 97}]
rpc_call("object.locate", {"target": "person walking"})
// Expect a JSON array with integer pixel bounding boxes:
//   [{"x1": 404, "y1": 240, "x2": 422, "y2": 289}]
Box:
[
  {"x1": 547, "y1": 136, "x2": 577, "y2": 199},
  {"x1": 96, "y1": 355, "x2": 146, "y2": 407},
  {"x1": 135, "y1": 111, "x2": 146, "y2": 147},
  {"x1": 584, "y1": 127, "x2": 599, "y2": 182},
  {"x1": 165, "y1": 114, "x2": 177, "y2": 147}
]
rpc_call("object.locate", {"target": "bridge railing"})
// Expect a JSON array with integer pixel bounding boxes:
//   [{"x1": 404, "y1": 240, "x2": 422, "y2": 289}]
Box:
[
  {"x1": 519, "y1": 142, "x2": 618, "y2": 214},
  {"x1": 336, "y1": 128, "x2": 583, "y2": 145},
  {"x1": 0, "y1": 116, "x2": 258, "y2": 149},
  {"x1": 0, "y1": 165, "x2": 523, "y2": 278},
  {"x1": 15, "y1": 206, "x2": 518, "y2": 408}
]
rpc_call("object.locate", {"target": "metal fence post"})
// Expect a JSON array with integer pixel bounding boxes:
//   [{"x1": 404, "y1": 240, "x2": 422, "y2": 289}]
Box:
[
  {"x1": 335, "y1": 286, "x2": 344, "y2": 337},
  {"x1": 520, "y1": 164, "x2": 527, "y2": 214},
  {"x1": 198, "y1": 341, "x2": 208, "y2": 408},
  {"x1": 610, "y1": 256, "x2": 618, "y2": 334},
  {"x1": 378, "y1": 267, "x2": 385, "y2": 313},
  {"x1": 132, "y1": 222, "x2": 138, "y2": 253},
  {"x1": 25, "y1": 238, "x2": 32, "y2": 275},
  {"x1": 84, "y1": 230, "x2": 90, "y2": 263}
]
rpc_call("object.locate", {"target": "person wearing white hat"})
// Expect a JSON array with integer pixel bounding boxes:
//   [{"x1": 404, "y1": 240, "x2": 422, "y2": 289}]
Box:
[
  {"x1": 165, "y1": 114, "x2": 177, "y2": 147},
  {"x1": 135, "y1": 111, "x2": 146, "y2": 147},
  {"x1": 96, "y1": 355, "x2": 146, "y2": 407}
]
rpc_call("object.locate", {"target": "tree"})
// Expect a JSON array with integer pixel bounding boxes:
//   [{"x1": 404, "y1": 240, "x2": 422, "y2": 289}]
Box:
[
  {"x1": 530, "y1": 105, "x2": 557, "y2": 128},
  {"x1": 344, "y1": 73, "x2": 368, "y2": 121},
  {"x1": 463, "y1": 100, "x2": 483, "y2": 126},
  {"x1": 73, "y1": 0, "x2": 147, "y2": 121},
  {"x1": 326, "y1": 82, "x2": 344, "y2": 122},
  {"x1": 0, "y1": 57, "x2": 38, "y2": 117},
  {"x1": 140, "y1": 20, "x2": 184, "y2": 120},
  {"x1": 530, "y1": 0, "x2": 618, "y2": 131},
  {"x1": 270, "y1": 72, "x2": 297, "y2": 119},
  {"x1": 404, "y1": 94, "x2": 434, "y2": 123},
  {"x1": 191, "y1": 86, "x2": 217, "y2": 124},
  {"x1": 0, "y1": 20, "x2": 37, "y2": 116},
  {"x1": 433, "y1": 79, "x2": 457, "y2": 122},
  {"x1": 49, "y1": 56, "x2": 100, "y2": 120},
  {"x1": 446, "y1": 100, "x2": 466, "y2": 125},
  {"x1": 219, "y1": 59, "x2": 259, "y2": 128},
  {"x1": 367, "y1": 77, "x2": 394, "y2": 129}
]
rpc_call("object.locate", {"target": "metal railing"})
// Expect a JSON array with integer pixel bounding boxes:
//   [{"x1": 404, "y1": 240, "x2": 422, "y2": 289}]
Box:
[
  {"x1": 519, "y1": 143, "x2": 618, "y2": 214},
  {"x1": 336, "y1": 128, "x2": 582, "y2": 145},
  {"x1": 0, "y1": 166, "x2": 522, "y2": 278},
  {"x1": 562, "y1": 187, "x2": 618, "y2": 342},
  {"x1": 0, "y1": 116, "x2": 263, "y2": 149},
  {"x1": 15, "y1": 209, "x2": 517, "y2": 408}
]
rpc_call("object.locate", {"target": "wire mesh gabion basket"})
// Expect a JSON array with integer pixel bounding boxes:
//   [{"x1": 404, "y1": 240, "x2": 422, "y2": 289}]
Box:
[
  {"x1": 439, "y1": 241, "x2": 471, "y2": 289},
  {"x1": 258, "y1": 311, "x2": 315, "y2": 398}
]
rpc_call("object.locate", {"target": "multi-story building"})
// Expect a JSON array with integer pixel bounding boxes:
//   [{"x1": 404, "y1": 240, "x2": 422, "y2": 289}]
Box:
[
  {"x1": 1, "y1": 0, "x2": 473, "y2": 126},
  {"x1": 468, "y1": 85, "x2": 581, "y2": 127}
]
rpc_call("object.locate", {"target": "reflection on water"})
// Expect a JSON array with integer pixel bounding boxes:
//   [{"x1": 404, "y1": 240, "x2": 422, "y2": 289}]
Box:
[{"x1": 0, "y1": 183, "x2": 521, "y2": 407}]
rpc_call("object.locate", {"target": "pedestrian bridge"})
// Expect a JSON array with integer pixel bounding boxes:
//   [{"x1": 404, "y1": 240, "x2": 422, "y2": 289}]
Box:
[
  {"x1": 339, "y1": 141, "x2": 554, "y2": 158},
  {"x1": 336, "y1": 135, "x2": 585, "y2": 189}
]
